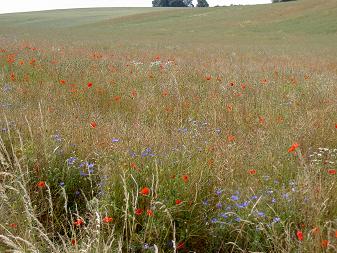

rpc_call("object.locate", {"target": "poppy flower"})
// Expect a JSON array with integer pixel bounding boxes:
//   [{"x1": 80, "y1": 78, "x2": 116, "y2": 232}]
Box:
[
  {"x1": 87, "y1": 82, "x2": 93, "y2": 88},
  {"x1": 19, "y1": 60, "x2": 24, "y2": 65},
  {"x1": 335, "y1": 230, "x2": 337, "y2": 238},
  {"x1": 259, "y1": 116, "x2": 265, "y2": 125},
  {"x1": 229, "y1": 82, "x2": 235, "y2": 86},
  {"x1": 328, "y1": 169, "x2": 336, "y2": 175},
  {"x1": 135, "y1": 208, "x2": 143, "y2": 216},
  {"x1": 177, "y1": 242, "x2": 184, "y2": 250},
  {"x1": 296, "y1": 230, "x2": 303, "y2": 241},
  {"x1": 248, "y1": 169, "x2": 256, "y2": 175},
  {"x1": 90, "y1": 122, "x2": 97, "y2": 128},
  {"x1": 335, "y1": 124, "x2": 337, "y2": 129},
  {"x1": 288, "y1": 143, "x2": 299, "y2": 153},
  {"x1": 71, "y1": 239, "x2": 77, "y2": 246},
  {"x1": 205, "y1": 75, "x2": 211, "y2": 80},
  {"x1": 182, "y1": 175, "x2": 189, "y2": 183},
  {"x1": 139, "y1": 187, "x2": 150, "y2": 196},
  {"x1": 146, "y1": 209, "x2": 154, "y2": 217},
  {"x1": 59, "y1": 79, "x2": 66, "y2": 85},
  {"x1": 9, "y1": 223, "x2": 17, "y2": 228},
  {"x1": 162, "y1": 89, "x2": 169, "y2": 97},
  {"x1": 321, "y1": 240, "x2": 329, "y2": 248},
  {"x1": 113, "y1": 96, "x2": 121, "y2": 103},
  {"x1": 227, "y1": 135, "x2": 236, "y2": 142},
  {"x1": 260, "y1": 79, "x2": 268, "y2": 85},
  {"x1": 10, "y1": 73, "x2": 15, "y2": 81},
  {"x1": 175, "y1": 199, "x2": 182, "y2": 205},
  {"x1": 73, "y1": 218, "x2": 84, "y2": 226},
  {"x1": 227, "y1": 104, "x2": 233, "y2": 112},
  {"x1": 154, "y1": 55, "x2": 160, "y2": 60},
  {"x1": 102, "y1": 216, "x2": 113, "y2": 223},
  {"x1": 131, "y1": 89, "x2": 137, "y2": 98},
  {"x1": 29, "y1": 59, "x2": 36, "y2": 65},
  {"x1": 37, "y1": 181, "x2": 46, "y2": 188}
]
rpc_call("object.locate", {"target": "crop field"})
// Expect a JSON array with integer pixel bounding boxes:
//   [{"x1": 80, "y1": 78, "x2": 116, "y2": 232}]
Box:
[{"x1": 0, "y1": 0, "x2": 337, "y2": 252}]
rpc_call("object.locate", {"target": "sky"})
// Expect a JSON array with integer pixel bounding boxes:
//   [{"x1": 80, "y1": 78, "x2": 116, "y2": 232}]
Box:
[{"x1": 0, "y1": 0, "x2": 272, "y2": 14}]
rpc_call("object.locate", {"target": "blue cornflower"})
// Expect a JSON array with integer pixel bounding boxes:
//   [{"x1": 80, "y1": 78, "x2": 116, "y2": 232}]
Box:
[
  {"x1": 282, "y1": 193, "x2": 289, "y2": 199},
  {"x1": 234, "y1": 217, "x2": 241, "y2": 222},
  {"x1": 220, "y1": 213, "x2": 228, "y2": 219},
  {"x1": 272, "y1": 217, "x2": 281, "y2": 223},
  {"x1": 257, "y1": 211, "x2": 265, "y2": 217},
  {"x1": 271, "y1": 198, "x2": 276, "y2": 203},
  {"x1": 112, "y1": 138, "x2": 120, "y2": 143},
  {"x1": 231, "y1": 195, "x2": 239, "y2": 201},
  {"x1": 210, "y1": 218, "x2": 218, "y2": 223},
  {"x1": 251, "y1": 195, "x2": 258, "y2": 200},
  {"x1": 216, "y1": 202, "x2": 222, "y2": 209},
  {"x1": 202, "y1": 199, "x2": 209, "y2": 206},
  {"x1": 237, "y1": 201, "x2": 249, "y2": 208},
  {"x1": 59, "y1": 182, "x2": 65, "y2": 187},
  {"x1": 53, "y1": 133, "x2": 62, "y2": 142},
  {"x1": 215, "y1": 189, "x2": 223, "y2": 196},
  {"x1": 67, "y1": 157, "x2": 77, "y2": 166}
]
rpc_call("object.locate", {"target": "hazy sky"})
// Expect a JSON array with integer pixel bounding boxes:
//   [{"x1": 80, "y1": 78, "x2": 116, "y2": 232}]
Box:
[{"x1": 0, "y1": 0, "x2": 271, "y2": 14}]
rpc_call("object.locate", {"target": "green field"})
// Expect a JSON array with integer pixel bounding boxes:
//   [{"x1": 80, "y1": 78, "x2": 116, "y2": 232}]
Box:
[{"x1": 1, "y1": 0, "x2": 337, "y2": 252}]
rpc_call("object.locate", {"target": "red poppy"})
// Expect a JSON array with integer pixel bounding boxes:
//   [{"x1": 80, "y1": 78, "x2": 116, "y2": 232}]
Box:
[
  {"x1": 227, "y1": 135, "x2": 235, "y2": 142},
  {"x1": 335, "y1": 124, "x2": 337, "y2": 129},
  {"x1": 227, "y1": 104, "x2": 233, "y2": 112},
  {"x1": 131, "y1": 89, "x2": 137, "y2": 98},
  {"x1": 113, "y1": 96, "x2": 121, "y2": 102},
  {"x1": 59, "y1": 79, "x2": 66, "y2": 85},
  {"x1": 71, "y1": 239, "x2": 77, "y2": 246},
  {"x1": 29, "y1": 59, "x2": 36, "y2": 65},
  {"x1": 321, "y1": 240, "x2": 329, "y2": 248},
  {"x1": 139, "y1": 187, "x2": 150, "y2": 196},
  {"x1": 182, "y1": 175, "x2": 189, "y2": 183},
  {"x1": 205, "y1": 75, "x2": 212, "y2": 80},
  {"x1": 229, "y1": 82, "x2": 235, "y2": 86},
  {"x1": 90, "y1": 122, "x2": 97, "y2": 128},
  {"x1": 19, "y1": 60, "x2": 24, "y2": 65},
  {"x1": 146, "y1": 209, "x2": 154, "y2": 217},
  {"x1": 296, "y1": 230, "x2": 303, "y2": 241},
  {"x1": 37, "y1": 181, "x2": 46, "y2": 188},
  {"x1": 175, "y1": 199, "x2": 182, "y2": 205},
  {"x1": 162, "y1": 89, "x2": 169, "y2": 97},
  {"x1": 177, "y1": 242, "x2": 185, "y2": 250},
  {"x1": 154, "y1": 55, "x2": 160, "y2": 60},
  {"x1": 259, "y1": 116, "x2": 265, "y2": 125},
  {"x1": 135, "y1": 208, "x2": 143, "y2": 216},
  {"x1": 87, "y1": 82, "x2": 93, "y2": 88},
  {"x1": 328, "y1": 169, "x2": 336, "y2": 175},
  {"x1": 260, "y1": 79, "x2": 268, "y2": 85},
  {"x1": 241, "y1": 84, "x2": 246, "y2": 90},
  {"x1": 9, "y1": 223, "x2": 17, "y2": 228},
  {"x1": 288, "y1": 143, "x2": 299, "y2": 153},
  {"x1": 248, "y1": 169, "x2": 256, "y2": 175},
  {"x1": 10, "y1": 73, "x2": 15, "y2": 81},
  {"x1": 73, "y1": 218, "x2": 84, "y2": 226},
  {"x1": 335, "y1": 230, "x2": 337, "y2": 238},
  {"x1": 102, "y1": 216, "x2": 113, "y2": 223}
]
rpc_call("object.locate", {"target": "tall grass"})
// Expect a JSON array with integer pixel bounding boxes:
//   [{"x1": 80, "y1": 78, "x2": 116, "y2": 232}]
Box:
[{"x1": 0, "y1": 35, "x2": 337, "y2": 252}]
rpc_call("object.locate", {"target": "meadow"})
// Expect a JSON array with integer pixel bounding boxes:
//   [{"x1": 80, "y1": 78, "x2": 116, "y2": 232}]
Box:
[{"x1": 0, "y1": 0, "x2": 337, "y2": 252}]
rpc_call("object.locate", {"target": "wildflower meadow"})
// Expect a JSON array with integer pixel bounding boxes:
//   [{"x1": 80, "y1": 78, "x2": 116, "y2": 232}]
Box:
[{"x1": 0, "y1": 0, "x2": 337, "y2": 252}]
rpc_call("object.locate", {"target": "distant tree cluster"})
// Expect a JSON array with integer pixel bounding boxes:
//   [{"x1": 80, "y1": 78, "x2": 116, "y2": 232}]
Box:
[
  {"x1": 152, "y1": 0, "x2": 209, "y2": 7},
  {"x1": 272, "y1": 0, "x2": 296, "y2": 2}
]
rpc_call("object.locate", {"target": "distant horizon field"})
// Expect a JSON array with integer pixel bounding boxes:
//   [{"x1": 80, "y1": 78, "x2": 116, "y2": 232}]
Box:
[{"x1": 1, "y1": 0, "x2": 337, "y2": 252}]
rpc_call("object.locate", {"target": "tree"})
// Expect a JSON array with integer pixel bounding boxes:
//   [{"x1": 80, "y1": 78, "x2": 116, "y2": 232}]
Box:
[
  {"x1": 197, "y1": 0, "x2": 209, "y2": 7},
  {"x1": 272, "y1": 0, "x2": 296, "y2": 2},
  {"x1": 152, "y1": 0, "x2": 169, "y2": 7},
  {"x1": 152, "y1": 0, "x2": 194, "y2": 7}
]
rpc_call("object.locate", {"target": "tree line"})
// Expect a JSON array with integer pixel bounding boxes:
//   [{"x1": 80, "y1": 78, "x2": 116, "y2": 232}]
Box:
[{"x1": 152, "y1": 0, "x2": 209, "y2": 7}]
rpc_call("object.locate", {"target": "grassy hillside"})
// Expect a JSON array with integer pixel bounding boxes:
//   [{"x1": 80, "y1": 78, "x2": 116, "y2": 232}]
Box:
[{"x1": 0, "y1": 0, "x2": 337, "y2": 252}]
